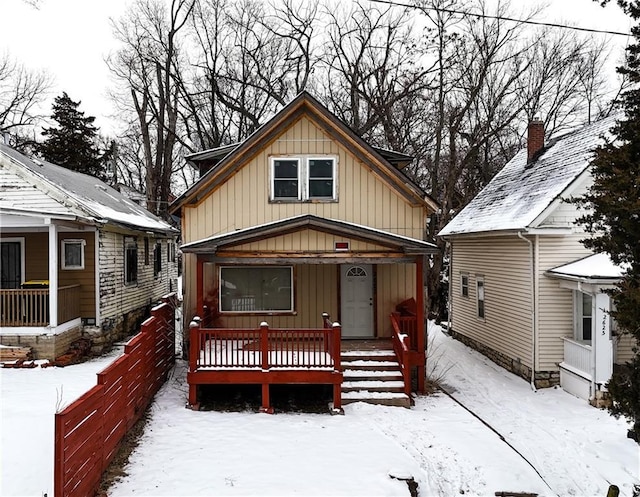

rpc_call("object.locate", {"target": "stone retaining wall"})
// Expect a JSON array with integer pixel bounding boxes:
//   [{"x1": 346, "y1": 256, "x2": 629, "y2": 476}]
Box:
[
  {"x1": 0, "y1": 326, "x2": 82, "y2": 360},
  {"x1": 450, "y1": 329, "x2": 560, "y2": 388}
]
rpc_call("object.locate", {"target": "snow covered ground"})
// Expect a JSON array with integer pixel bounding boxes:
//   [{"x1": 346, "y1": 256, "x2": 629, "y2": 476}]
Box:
[{"x1": 1, "y1": 324, "x2": 638, "y2": 497}]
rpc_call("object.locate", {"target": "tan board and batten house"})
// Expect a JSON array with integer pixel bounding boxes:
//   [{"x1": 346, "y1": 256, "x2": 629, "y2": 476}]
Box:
[
  {"x1": 439, "y1": 114, "x2": 636, "y2": 404},
  {"x1": 170, "y1": 92, "x2": 439, "y2": 408},
  {"x1": 0, "y1": 143, "x2": 178, "y2": 360}
]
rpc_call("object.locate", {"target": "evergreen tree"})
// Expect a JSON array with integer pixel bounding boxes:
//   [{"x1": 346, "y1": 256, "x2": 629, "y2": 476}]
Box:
[
  {"x1": 37, "y1": 92, "x2": 105, "y2": 179},
  {"x1": 578, "y1": 0, "x2": 640, "y2": 441}
]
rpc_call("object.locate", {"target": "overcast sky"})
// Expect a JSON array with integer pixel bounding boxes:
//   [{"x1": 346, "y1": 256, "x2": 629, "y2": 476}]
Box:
[{"x1": 0, "y1": 0, "x2": 634, "y2": 135}]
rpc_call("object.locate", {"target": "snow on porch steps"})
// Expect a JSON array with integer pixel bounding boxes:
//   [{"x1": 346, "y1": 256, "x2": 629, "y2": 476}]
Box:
[{"x1": 341, "y1": 349, "x2": 411, "y2": 408}]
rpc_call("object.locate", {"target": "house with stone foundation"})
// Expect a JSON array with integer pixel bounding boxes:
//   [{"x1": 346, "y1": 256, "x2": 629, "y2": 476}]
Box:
[
  {"x1": 439, "y1": 114, "x2": 636, "y2": 404},
  {"x1": 0, "y1": 143, "x2": 178, "y2": 360}
]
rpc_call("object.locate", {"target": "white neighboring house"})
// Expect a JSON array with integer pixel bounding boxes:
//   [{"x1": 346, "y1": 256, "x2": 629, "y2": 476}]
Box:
[
  {"x1": 0, "y1": 143, "x2": 179, "y2": 360},
  {"x1": 438, "y1": 114, "x2": 636, "y2": 403}
]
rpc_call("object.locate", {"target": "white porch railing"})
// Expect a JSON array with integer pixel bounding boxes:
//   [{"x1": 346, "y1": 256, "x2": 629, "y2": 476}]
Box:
[{"x1": 562, "y1": 337, "x2": 592, "y2": 377}]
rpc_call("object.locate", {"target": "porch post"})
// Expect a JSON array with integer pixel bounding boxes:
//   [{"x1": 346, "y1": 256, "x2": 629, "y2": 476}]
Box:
[
  {"x1": 48, "y1": 222, "x2": 58, "y2": 327},
  {"x1": 196, "y1": 255, "x2": 204, "y2": 320},
  {"x1": 416, "y1": 255, "x2": 425, "y2": 393},
  {"x1": 594, "y1": 293, "x2": 614, "y2": 387},
  {"x1": 188, "y1": 319, "x2": 200, "y2": 408}
]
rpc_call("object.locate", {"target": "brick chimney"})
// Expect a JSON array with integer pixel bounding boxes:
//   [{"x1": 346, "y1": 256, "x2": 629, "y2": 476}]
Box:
[{"x1": 527, "y1": 117, "x2": 545, "y2": 163}]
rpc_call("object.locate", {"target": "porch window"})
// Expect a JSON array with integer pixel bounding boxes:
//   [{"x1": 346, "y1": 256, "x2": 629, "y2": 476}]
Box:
[
  {"x1": 219, "y1": 266, "x2": 293, "y2": 313},
  {"x1": 460, "y1": 273, "x2": 469, "y2": 297},
  {"x1": 575, "y1": 291, "x2": 593, "y2": 342},
  {"x1": 61, "y1": 239, "x2": 85, "y2": 270},
  {"x1": 154, "y1": 241, "x2": 162, "y2": 277},
  {"x1": 125, "y1": 238, "x2": 138, "y2": 284},
  {"x1": 270, "y1": 156, "x2": 337, "y2": 201},
  {"x1": 477, "y1": 276, "x2": 485, "y2": 319}
]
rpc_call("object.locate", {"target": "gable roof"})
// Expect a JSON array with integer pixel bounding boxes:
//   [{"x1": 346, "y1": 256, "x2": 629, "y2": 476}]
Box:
[
  {"x1": 180, "y1": 214, "x2": 438, "y2": 255},
  {"x1": 170, "y1": 91, "x2": 437, "y2": 213},
  {"x1": 0, "y1": 143, "x2": 176, "y2": 235},
  {"x1": 438, "y1": 114, "x2": 620, "y2": 237},
  {"x1": 546, "y1": 253, "x2": 624, "y2": 284}
]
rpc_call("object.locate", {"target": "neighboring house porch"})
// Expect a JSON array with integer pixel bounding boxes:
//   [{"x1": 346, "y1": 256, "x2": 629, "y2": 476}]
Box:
[
  {"x1": 0, "y1": 223, "x2": 95, "y2": 358},
  {"x1": 546, "y1": 253, "x2": 634, "y2": 403},
  {"x1": 0, "y1": 143, "x2": 178, "y2": 360}
]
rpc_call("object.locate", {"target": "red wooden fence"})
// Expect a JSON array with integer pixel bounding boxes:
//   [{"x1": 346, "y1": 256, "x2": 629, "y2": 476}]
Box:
[{"x1": 54, "y1": 294, "x2": 176, "y2": 497}]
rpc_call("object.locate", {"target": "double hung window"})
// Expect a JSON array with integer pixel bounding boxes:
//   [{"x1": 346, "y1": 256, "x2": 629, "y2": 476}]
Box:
[
  {"x1": 271, "y1": 156, "x2": 336, "y2": 201},
  {"x1": 575, "y1": 291, "x2": 593, "y2": 342},
  {"x1": 477, "y1": 276, "x2": 485, "y2": 319},
  {"x1": 460, "y1": 273, "x2": 469, "y2": 297},
  {"x1": 125, "y1": 237, "x2": 138, "y2": 284}
]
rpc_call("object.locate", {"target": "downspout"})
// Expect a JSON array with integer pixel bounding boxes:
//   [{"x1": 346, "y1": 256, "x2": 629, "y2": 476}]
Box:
[
  {"x1": 446, "y1": 240, "x2": 453, "y2": 333},
  {"x1": 517, "y1": 231, "x2": 537, "y2": 391}
]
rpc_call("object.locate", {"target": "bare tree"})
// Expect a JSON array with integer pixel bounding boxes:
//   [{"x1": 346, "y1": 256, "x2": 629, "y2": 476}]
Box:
[
  {"x1": 179, "y1": 0, "x2": 318, "y2": 150},
  {"x1": 0, "y1": 53, "x2": 51, "y2": 147},
  {"x1": 109, "y1": 0, "x2": 195, "y2": 216}
]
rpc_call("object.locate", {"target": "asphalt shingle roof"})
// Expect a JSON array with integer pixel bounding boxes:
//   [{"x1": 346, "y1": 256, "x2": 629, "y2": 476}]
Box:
[
  {"x1": 439, "y1": 114, "x2": 620, "y2": 237},
  {"x1": 0, "y1": 143, "x2": 175, "y2": 234}
]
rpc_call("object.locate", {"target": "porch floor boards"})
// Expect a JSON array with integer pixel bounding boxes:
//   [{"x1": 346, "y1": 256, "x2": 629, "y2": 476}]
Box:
[{"x1": 340, "y1": 338, "x2": 393, "y2": 352}]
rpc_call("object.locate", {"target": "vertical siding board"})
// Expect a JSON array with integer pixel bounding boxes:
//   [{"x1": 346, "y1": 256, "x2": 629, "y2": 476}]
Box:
[{"x1": 183, "y1": 114, "x2": 428, "y2": 335}]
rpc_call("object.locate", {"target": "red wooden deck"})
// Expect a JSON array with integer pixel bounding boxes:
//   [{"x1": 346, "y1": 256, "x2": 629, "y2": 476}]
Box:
[{"x1": 188, "y1": 321, "x2": 343, "y2": 412}]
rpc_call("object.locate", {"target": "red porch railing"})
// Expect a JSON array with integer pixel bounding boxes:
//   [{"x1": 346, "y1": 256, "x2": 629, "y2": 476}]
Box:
[
  {"x1": 0, "y1": 285, "x2": 81, "y2": 327},
  {"x1": 390, "y1": 311, "x2": 413, "y2": 397},
  {"x1": 54, "y1": 295, "x2": 176, "y2": 497},
  {"x1": 188, "y1": 318, "x2": 343, "y2": 412}
]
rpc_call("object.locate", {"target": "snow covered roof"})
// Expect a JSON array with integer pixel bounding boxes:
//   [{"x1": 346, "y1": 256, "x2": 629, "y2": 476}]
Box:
[
  {"x1": 439, "y1": 114, "x2": 620, "y2": 237},
  {"x1": 546, "y1": 253, "x2": 625, "y2": 282},
  {"x1": 0, "y1": 143, "x2": 176, "y2": 235}
]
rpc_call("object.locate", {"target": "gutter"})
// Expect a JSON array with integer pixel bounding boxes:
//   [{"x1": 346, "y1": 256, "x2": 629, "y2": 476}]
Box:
[
  {"x1": 446, "y1": 240, "x2": 453, "y2": 333},
  {"x1": 517, "y1": 231, "x2": 537, "y2": 392}
]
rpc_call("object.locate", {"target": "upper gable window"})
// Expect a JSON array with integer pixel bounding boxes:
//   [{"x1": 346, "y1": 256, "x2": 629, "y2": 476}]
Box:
[{"x1": 270, "y1": 156, "x2": 337, "y2": 201}]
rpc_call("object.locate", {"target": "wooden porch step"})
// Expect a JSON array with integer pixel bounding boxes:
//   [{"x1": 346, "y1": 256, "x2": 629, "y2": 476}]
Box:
[
  {"x1": 343, "y1": 369, "x2": 403, "y2": 382},
  {"x1": 340, "y1": 350, "x2": 410, "y2": 408},
  {"x1": 342, "y1": 380, "x2": 405, "y2": 393},
  {"x1": 340, "y1": 359, "x2": 400, "y2": 371},
  {"x1": 342, "y1": 391, "x2": 411, "y2": 408}
]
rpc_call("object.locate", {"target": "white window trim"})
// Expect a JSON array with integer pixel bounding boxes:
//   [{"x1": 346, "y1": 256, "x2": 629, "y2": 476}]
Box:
[
  {"x1": 219, "y1": 265, "x2": 294, "y2": 314},
  {"x1": 574, "y1": 290, "x2": 593, "y2": 343},
  {"x1": 476, "y1": 275, "x2": 485, "y2": 320},
  {"x1": 270, "y1": 155, "x2": 337, "y2": 201},
  {"x1": 61, "y1": 239, "x2": 86, "y2": 270},
  {"x1": 124, "y1": 237, "x2": 138, "y2": 285},
  {"x1": 460, "y1": 272, "x2": 469, "y2": 298}
]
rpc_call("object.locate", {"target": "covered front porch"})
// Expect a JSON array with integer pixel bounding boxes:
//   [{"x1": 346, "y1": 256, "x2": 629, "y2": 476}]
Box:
[
  {"x1": 546, "y1": 254, "x2": 622, "y2": 402},
  {"x1": 0, "y1": 210, "x2": 96, "y2": 357},
  {"x1": 181, "y1": 215, "x2": 438, "y2": 411}
]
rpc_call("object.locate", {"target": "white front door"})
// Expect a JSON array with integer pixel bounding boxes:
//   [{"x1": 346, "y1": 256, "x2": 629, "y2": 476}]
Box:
[{"x1": 340, "y1": 264, "x2": 374, "y2": 338}]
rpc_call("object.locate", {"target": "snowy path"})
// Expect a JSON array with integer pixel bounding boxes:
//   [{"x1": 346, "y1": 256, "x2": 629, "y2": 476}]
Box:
[{"x1": 427, "y1": 325, "x2": 639, "y2": 496}]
